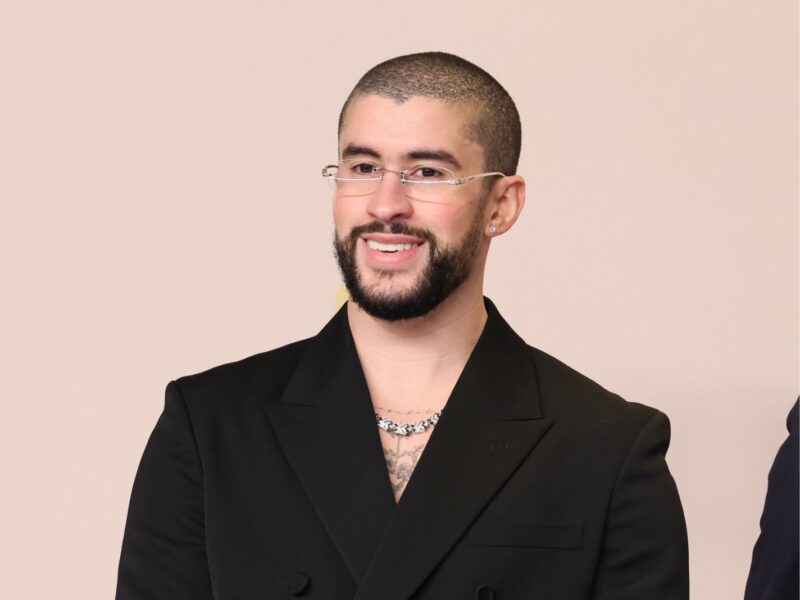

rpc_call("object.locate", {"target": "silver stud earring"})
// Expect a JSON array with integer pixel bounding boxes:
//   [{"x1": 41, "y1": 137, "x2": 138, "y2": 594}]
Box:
[{"x1": 488, "y1": 225, "x2": 497, "y2": 234}]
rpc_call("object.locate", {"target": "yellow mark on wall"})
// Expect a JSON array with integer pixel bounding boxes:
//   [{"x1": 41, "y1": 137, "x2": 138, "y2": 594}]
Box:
[{"x1": 335, "y1": 285, "x2": 349, "y2": 309}]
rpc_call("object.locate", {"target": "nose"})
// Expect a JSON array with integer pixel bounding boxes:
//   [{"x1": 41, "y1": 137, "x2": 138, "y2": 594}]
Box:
[{"x1": 366, "y1": 170, "x2": 414, "y2": 222}]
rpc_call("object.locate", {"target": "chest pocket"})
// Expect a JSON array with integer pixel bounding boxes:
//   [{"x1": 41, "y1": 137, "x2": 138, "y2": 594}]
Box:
[{"x1": 466, "y1": 519, "x2": 583, "y2": 549}]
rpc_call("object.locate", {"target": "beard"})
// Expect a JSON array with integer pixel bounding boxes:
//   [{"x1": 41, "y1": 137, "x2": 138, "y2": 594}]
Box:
[{"x1": 333, "y1": 215, "x2": 483, "y2": 322}]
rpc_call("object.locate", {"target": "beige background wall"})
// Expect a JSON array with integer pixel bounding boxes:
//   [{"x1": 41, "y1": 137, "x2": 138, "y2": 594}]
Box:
[{"x1": 1, "y1": 1, "x2": 796, "y2": 598}]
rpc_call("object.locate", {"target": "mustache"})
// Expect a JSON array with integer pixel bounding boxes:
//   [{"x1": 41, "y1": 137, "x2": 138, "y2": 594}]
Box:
[{"x1": 347, "y1": 221, "x2": 435, "y2": 244}]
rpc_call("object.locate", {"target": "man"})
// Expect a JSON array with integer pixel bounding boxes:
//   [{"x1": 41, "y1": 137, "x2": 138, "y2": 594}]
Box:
[{"x1": 117, "y1": 52, "x2": 689, "y2": 599}]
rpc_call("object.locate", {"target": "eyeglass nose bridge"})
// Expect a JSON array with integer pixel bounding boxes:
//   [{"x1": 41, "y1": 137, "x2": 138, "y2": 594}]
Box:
[{"x1": 372, "y1": 166, "x2": 415, "y2": 185}]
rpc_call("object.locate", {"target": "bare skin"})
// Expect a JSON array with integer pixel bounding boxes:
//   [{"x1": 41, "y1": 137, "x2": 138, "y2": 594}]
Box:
[
  {"x1": 373, "y1": 406, "x2": 440, "y2": 499},
  {"x1": 380, "y1": 432, "x2": 428, "y2": 497},
  {"x1": 355, "y1": 289, "x2": 487, "y2": 502}
]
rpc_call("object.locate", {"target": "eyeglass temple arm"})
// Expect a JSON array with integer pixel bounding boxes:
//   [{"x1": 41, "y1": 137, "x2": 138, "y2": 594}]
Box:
[{"x1": 452, "y1": 172, "x2": 507, "y2": 185}]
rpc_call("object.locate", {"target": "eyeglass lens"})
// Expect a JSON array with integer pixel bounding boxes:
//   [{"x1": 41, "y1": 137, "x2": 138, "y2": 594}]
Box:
[{"x1": 326, "y1": 159, "x2": 457, "y2": 201}]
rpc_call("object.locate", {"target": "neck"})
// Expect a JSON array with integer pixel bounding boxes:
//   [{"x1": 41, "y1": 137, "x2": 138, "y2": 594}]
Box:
[{"x1": 346, "y1": 281, "x2": 488, "y2": 412}]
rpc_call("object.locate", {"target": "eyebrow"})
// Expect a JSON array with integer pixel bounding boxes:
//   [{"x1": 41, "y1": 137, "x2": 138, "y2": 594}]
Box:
[
  {"x1": 341, "y1": 143, "x2": 463, "y2": 171},
  {"x1": 342, "y1": 144, "x2": 381, "y2": 160},
  {"x1": 406, "y1": 149, "x2": 462, "y2": 171}
]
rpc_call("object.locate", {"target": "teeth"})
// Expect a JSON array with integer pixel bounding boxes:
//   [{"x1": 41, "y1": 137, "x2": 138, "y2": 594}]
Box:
[{"x1": 366, "y1": 240, "x2": 416, "y2": 252}]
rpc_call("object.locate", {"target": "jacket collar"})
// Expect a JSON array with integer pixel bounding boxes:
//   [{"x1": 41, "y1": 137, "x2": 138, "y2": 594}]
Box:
[{"x1": 262, "y1": 298, "x2": 553, "y2": 596}]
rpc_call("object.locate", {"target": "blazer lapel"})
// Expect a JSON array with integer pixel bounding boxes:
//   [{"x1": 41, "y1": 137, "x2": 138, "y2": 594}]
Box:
[
  {"x1": 355, "y1": 299, "x2": 554, "y2": 600},
  {"x1": 261, "y1": 305, "x2": 396, "y2": 583}
]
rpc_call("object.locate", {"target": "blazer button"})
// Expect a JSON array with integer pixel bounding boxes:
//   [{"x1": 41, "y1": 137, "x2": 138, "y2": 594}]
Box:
[
  {"x1": 475, "y1": 584, "x2": 495, "y2": 600},
  {"x1": 287, "y1": 572, "x2": 310, "y2": 595}
]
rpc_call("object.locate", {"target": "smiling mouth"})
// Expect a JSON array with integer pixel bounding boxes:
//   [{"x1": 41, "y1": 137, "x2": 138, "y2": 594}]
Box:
[{"x1": 365, "y1": 240, "x2": 423, "y2": 253}]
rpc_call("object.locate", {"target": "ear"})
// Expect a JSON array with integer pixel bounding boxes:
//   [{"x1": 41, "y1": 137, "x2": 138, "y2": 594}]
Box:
[{"x1": 484, "y1": 175, "x2": 526, "y2": 237}]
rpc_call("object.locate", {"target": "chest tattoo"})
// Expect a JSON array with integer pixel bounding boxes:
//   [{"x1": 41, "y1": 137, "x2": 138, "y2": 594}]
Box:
[{"x1": 383, "y1": 437, "x2": 426, "y2": 495}]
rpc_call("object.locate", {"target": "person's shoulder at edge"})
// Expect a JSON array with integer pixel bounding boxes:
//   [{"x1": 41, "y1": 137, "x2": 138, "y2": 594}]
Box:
[{"x1": 743, "y1": 398, "x2": 799, "y2": 600}]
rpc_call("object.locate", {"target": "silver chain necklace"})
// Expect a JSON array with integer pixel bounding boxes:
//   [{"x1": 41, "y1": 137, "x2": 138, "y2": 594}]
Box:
[{"x1": 375, "y1": 409, "x2": 443, "y2": 437}]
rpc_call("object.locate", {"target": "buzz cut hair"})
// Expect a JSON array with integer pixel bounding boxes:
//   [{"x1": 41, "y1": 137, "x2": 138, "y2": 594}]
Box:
[{"x1": 338, "y1": 51, "x2": 522, "y2": 176}]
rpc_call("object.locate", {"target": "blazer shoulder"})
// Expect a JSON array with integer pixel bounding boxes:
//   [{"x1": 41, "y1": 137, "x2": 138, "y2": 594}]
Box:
[
  {"x1": 172, "y1": 336, "x2": 313, "y2": 409},
  {"x1": 528, "y1": 345, "x2": 662, "y2": 428}
]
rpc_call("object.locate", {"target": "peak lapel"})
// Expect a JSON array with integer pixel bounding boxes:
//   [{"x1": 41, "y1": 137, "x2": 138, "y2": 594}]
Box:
[
  {"x1": 261, "y1": 305, "x2": 395, "y2": 583},
  {"x1": 356, "y1": 299, "x2": 554, "y2": 600}
]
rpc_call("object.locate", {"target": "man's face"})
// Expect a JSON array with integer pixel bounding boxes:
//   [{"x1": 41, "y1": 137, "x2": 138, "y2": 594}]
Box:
[{"x1": 333, "y1": 95, "x2": 489, "y2": 321}]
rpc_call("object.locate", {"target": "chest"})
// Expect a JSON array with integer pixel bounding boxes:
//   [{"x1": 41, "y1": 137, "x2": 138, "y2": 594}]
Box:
[
  {"x1": 369, "y1": 387, "x2": 453, "y2": 502},
  {"x1": 377, "y1": 427, "x2": 434, "y2": 501}
]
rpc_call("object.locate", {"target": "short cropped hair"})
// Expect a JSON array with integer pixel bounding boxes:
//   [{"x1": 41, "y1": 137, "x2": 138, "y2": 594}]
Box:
[{"x1": 338, "y1": 52, "x2": 522, "y2": 176}]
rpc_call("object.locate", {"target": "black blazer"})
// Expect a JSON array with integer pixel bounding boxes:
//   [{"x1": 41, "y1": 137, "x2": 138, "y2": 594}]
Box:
[{"x1": 117, "y1": 299, "x2": 688, "y2": 599}]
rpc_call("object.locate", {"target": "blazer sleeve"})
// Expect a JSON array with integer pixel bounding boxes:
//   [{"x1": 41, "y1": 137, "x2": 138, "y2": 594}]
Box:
[
  {"x1": 591, "y1": 410, "x2": 690, "y2": 600},
  {"x1": 116, "y1": 381, "x2": 214, "y2": 600}
]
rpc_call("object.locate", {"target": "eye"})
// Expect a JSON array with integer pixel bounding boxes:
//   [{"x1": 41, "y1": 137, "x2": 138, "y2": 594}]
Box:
[
  {"x1": 407, "y1": 165, "x2": 448, "y2": 181},
  {"x1": 356, "y1": 162, "x2": 377, "y2": 174},
  {"x1": 344, "y1": 160, "x2": 381, "y2": 177}
]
